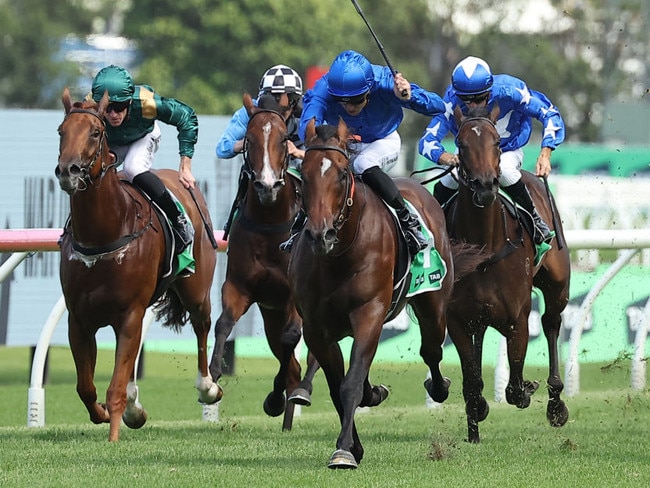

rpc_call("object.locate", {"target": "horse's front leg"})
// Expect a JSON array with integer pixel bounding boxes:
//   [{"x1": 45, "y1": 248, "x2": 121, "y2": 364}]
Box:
[
  {"x1": 504, "y1": 315, "x2": 539, "y2": 408},
  {"x1": 447, "y1": 321, "x2": 489, "y2": 443},
  {"x1": 209, "y1": 282, "x2": 250, "y2": 391},
  {"x1": 107, "y1": 309, "x2": 148, "y2": 441},
  {"x1": 67, "y1": 316, "x2": 109, "y2": 425},
  {"x1": 288, "y1": 350, "x2": 320, "y2": 407}
]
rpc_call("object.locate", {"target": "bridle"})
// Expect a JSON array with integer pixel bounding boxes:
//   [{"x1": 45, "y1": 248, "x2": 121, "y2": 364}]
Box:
[
  {"x1": 58, "y1": 108, "x2": 116, "y2": 189},
  {"x1": 455, "y1": 116, "x2": 502, "y2": 208},
  {"x1": 242, "y1": 109, "x2": 290, "y2": 184},
  {"x1": 304, "y1": 143, "x2": 356, "y2": 234}
]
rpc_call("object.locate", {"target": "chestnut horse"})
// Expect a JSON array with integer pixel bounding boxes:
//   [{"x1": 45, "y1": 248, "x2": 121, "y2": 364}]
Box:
[
  {"x1": 288, "y1": 119, "x2": 483, "y2": 469},
  {"x1": 56, "y1": 89, "x2": 219, "y2": 441},
  {"x1": 209, "y1": 93, "x2": 318, "y2": 431},
  {"x1": 445, "y1": 106, "x2": 571, "y2": 443}
]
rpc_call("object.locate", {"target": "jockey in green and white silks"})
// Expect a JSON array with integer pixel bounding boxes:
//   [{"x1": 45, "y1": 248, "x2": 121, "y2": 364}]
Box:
[{"x1": 91, "y1": 65, "x2": 198, "y2": 251}]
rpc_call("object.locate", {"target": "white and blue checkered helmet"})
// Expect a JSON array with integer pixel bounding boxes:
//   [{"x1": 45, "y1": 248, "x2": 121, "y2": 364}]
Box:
[{"x1": 258, "y1": 65, "x2": 303, "y2": 98}]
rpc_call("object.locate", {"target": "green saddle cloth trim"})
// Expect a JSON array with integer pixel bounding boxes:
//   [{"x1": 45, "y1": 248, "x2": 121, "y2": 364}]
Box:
[
  {"x1": 172, "y1": 198, "x2": 195, "y2": 276},
  {"x1": 404, "y1": 201, "x2": 448, "y2": 298},
  {"x1": 534, "y1": 232, "x2": 555, "y2": 267},
  {"x1": 287, "y1": 167, "x2": 302, "y2": 180}
]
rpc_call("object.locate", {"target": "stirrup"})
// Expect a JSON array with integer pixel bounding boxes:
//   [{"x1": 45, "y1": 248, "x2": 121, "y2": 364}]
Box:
[
  {"x1": 532, "y1": 217, "x2": 552, "y2": 245},
  {"x1": 173, "y1": 215, "x2": 194, "y2": 251},
  {"x1": 279, "y1": 233, "x2": 298, "y2": 253},
  {"x1": 404, "y1": 227, "x2": 427, "y2": 256}
]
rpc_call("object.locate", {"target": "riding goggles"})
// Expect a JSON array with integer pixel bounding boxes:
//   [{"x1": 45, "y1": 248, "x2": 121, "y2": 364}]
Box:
[
  {"x1": 332, "y1": 92, "x2": 369, "y2": 106},
  {"x1": 106, "y1": 100, "x2": 131, "y2": 113},
  {"x1": 458, "y1": 91, "x2": 490, "y2": 104}
]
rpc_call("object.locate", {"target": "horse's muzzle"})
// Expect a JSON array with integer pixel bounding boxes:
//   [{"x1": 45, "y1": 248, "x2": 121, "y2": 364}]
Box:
[
  {"x1": 253, "y1": 179, "x2": 285, "y2": 205},
  {"x1": 303, "y1": 226, "x2": 338, "y2": 256},
  {"x1": 55, "y1": 163, "x2": 81, "y2": 195}
]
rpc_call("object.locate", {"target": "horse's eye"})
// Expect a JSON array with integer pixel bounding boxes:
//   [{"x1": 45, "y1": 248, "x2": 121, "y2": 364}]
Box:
[{"x1": 92, "y1": 128, "x2": 101, "y2": 138}]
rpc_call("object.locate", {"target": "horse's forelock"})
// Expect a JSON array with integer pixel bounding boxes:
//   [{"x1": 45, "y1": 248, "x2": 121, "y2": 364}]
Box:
[
  {"x1": 467, "y1": 105, "x2": 490, "y2": 118},
  {"x1": 314, "y1": 124, "x2": 339, "y2": 143}
]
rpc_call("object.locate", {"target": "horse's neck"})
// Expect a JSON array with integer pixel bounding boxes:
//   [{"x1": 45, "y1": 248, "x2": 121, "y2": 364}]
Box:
[
  {"x1": 68, "y1": 171, "x2": 135, "y2": 244},
  {"x1": 454, "y1": 191, "x2": 507, "y2": 250}
]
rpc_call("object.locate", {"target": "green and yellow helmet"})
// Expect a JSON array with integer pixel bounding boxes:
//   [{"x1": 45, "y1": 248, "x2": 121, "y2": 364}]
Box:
[{"x1": 91, "y1": 65, "x2": 135, "y2": 103}]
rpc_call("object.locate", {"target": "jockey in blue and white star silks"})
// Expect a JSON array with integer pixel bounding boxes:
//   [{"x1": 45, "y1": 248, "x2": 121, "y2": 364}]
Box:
[{"x1": 418, "y1": 56, "x2": 565, "y2": 245}]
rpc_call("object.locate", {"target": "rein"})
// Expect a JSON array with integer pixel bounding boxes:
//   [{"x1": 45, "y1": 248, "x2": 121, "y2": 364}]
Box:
[
  {"x1": 242, "y1": 109, "x2": 290, "y2": 183},
  {"x1": 304, "y1": 143, "x2": 356, "y2": 233},
  {"x1": 63, "y1": 108, "x2": 117, "y2": 187}
]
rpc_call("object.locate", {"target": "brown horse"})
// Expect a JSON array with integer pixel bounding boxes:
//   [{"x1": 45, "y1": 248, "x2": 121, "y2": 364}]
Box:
[
  {"x1": 288, "y1": 119, "x2": 482, "y2": 469},
  {"x1": 56, "y1": 89, "x2": 219, "y2": 441},
  {"x1": 209, "y1": 93, "x2": 318, "y2": 431},
  {"x1": 444, "y1": 106, "x2": 571, "y2": 443}
]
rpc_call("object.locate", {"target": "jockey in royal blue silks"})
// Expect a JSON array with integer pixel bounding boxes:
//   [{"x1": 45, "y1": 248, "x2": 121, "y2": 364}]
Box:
[
  {"x1": 283, "y1": 49, "x2": 446, "y2": 256},
  {"x1": 418, "y1": 56, "x2": 566, "y2": 245}
]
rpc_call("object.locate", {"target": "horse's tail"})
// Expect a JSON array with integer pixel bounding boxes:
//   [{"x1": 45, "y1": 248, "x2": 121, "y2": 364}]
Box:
[
  {"x1": 450, "y1": 240, "x2": 489, "y2": 282},
  {"x1": 155, "y1": 289, "x2": 187, "y2": 333}
]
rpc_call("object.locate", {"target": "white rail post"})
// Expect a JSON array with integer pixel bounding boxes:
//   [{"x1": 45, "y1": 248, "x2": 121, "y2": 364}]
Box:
[
  {"x1": 27, "y1": 295, "x2": 67, "y2": 427},
  {"x1": 631, "y1": 297, "x2": 650, "y2": 390},
  {"x1": 564, "y1": 249, "x2": 640, "y2": 396}
]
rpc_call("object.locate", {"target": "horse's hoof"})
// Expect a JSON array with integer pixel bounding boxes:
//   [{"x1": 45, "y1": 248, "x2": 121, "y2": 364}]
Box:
[
  {"x1": 122, "y1": 408, "x2": 147, "y2": 429},
  {"x1": 477, "y1": 397, "x2": 490, "y2": 422},
  {"x1": 424, "y1": 377, "x2": 451, "y2": 403},
  {"x1": 198, "y1": 383, "x2": 223, "y2": 405},
  {"x1": 328, "y1": 449, "x2": 358, "y2": 469},
  {"x1": 263, "y1": 392, "x2": 285, "y2": 417},
  {"x1": 288, "y1": 388, "x2": 312, "y2": 407},
  {"x1": 376, "y1": 384, "x2": 390, "y2": 404},
  {"x1": 547, "y1": 399, "x2": 569, "y2": 427},
  {"x1": 524, "y1": 380, "x2": 540, "y2": 395}
]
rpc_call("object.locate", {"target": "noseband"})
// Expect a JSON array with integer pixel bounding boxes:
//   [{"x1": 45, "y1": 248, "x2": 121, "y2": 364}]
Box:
[
  {"x1": 455, "y1": 116, "x2": 502, "y2": 208},
  {"x1": 242, "y1": 109, "x2": 290, "y2": 184}
]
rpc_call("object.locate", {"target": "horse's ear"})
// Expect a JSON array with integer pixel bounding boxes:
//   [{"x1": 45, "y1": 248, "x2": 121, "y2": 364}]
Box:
[
  {"x1": 453, "y1": 105, "x2": 464, "y2": 126},
  {"x1": 336, "y1": 117, "x2": 348, "y2": 144},
  {"x1": 243, "y1": 92, "x2": 255, "y2": 116},
  {"x1": 305, "y1": 118, "x2": 317, "y2": 143},
  {"x1": 488, "y1": 102, "x2": 500, "y2": 124},
  {"x1": 62, "y1": 88, "x2": 72, "y2": 114},
  {"x1": 96, "y1": 90, "x2": 109, "y2": 117}
]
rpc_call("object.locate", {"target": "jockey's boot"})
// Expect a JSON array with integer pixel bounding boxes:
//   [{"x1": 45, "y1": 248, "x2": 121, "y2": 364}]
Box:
[
  {"x1": 433, "y1": 183, "x2": 457, "y2": 206},
  {"x1": 397, "y1": 207, "x2": 428, "y2": 256},
  {"x1": 279, "y1": 209, "x2": 307, "y2": 253},
  {"x1": 361, "y1": 166, "x2": 427, "y2": 256},
  {"x1": 133, "y1": 171, "x2": 194, "y2": 252},
  {"x1": 503, "y1": 179, "x2": 552, "y2": 245}
]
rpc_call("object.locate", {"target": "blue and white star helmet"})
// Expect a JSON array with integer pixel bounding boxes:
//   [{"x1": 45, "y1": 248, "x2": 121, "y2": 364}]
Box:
[
  {"x1": 451, "y1": 56, "x2": 493, "y2": 96},
  {"x1": 258, "y1": 65, "x2": 303, "y2": 97}
]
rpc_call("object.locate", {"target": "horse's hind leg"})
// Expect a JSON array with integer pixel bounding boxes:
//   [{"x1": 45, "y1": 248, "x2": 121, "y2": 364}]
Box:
[
  {"x1": 539, "y1": 280, "x2": 570, "y2": 427},
  {"x1": 192, "y1": 309, "x2": 221, "y2": 405},
  {"x1": 411, "y1": 297, "x2": 451, "y2": 403},
  {"x1": 68, "y1": 318, "x2": 110, "y2": 426}
]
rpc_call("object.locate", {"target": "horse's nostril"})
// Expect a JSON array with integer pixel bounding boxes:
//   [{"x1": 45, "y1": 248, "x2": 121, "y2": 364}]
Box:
[
  {"x1": 54, "y1": 166, "x2": 61, "y2": 178},
  {"x1": 253, "y1": 181, "x2": 265, "y2": 191},
  {"x1": 273, "y1": 180, "x2": 285, "y2": 191},
  {"x1": 69, "y1": 164, "x2": 81, "y2": 177}
]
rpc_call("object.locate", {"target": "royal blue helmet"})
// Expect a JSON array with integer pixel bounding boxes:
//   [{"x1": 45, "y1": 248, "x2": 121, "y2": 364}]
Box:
[
  {"x1": 92, "y1": 65, "x2": 135, "y2": 103},
  {"x1": 451, "y1": 56, "x2": 493, "y2": 96},
  {"x1": 327, "y1": 50, "x2": 374, "y2": 100}
]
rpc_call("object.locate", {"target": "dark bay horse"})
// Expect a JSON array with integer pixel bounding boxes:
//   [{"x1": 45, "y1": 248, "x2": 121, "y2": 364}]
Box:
[
  {"x1": 445, "y1": 106, "x2": 571, "y2": 443},
  {"x1": 56, "y1": 89, "x2": 219, "y2": 441},
  {"x1": 288, "y1": 119, "x2": 483, "y2": 469},
  {"x1": 209, "y1": 93, "x2": 317, "y2": 431}
]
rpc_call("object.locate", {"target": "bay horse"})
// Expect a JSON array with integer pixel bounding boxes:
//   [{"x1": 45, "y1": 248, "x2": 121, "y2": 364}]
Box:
[
  {"x1": 445, "y1": 105, "x2": 571, "y2": 443},
  {"x1": 56, "y1": 89, "x2": 220, "y2": 441},
  {"x1": 209, "y1": 93, "x2": 318, "y2": 431},
  {"x1": 288, "y1": 119, "x2": 483, "y2": 469}
]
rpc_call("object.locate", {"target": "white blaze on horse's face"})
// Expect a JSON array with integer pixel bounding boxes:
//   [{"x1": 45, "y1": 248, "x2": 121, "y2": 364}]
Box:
[
  {"x1": 471, "y1": 126, "x2": 482, "y2": 137},
  {"x1": 260, "y1": 121, "x2": 275, "y2": 185},
  {"x1": 320, "y1": 157, "x2": 332, "y2": 177}
]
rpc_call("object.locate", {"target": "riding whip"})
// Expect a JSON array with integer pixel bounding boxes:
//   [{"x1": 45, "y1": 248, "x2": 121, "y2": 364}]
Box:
[
  {"x1": 187, "y1": 187, "x2": 218, "y2": 249},
  {"x1": 349, "y1": 0, "x2": 408, "y2": 97}
]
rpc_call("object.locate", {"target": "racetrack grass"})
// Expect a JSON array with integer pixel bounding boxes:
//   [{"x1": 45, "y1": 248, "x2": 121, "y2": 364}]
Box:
[{"x1": 1, "y1": 346, "x2": 649, "y2": 487}]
